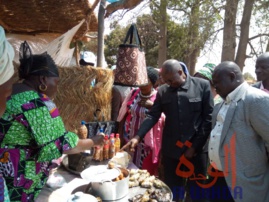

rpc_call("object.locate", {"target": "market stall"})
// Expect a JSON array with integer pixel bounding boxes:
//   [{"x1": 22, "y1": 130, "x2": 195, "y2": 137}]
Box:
[{"x1": 35, "y1": 155, "x2": 172, "y2": 202}]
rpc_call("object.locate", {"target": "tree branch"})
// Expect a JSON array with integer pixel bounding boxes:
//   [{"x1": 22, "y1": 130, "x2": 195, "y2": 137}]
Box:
[
  {"x1": 105, "y1": 0, "x2": 145, "y2": 18},
  {"x1": 248, "y1": 41, "x2": 259, "y2": 57},
  {"x1": 249, "y1": 33, "x2": 269, "y2": 41}
]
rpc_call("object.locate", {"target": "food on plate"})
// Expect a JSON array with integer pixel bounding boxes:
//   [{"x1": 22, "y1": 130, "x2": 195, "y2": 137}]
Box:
[
  {"x1": 140, "y1": 193, "x2": 150, "y2": 202},
  {"x1": 129, "y1": 173, "x2": 140, "y2": 181},
  {"x1": 140, "y1": 180, "x2": 153, "y2": 188},
  {"x1": 138, "y1": 169, "x2": 148, "y2": 174},
  {"x1": 153, "y1": 179, "x2": 164, "y2": 189},
  {"x1": 130, "y1": 169, "x2": 139, "y2": 175},
  {"x1": 128, "y1": 188, "x2": 171, "y2": 202},
  {"x1": 107, "y1": 166, "x2": 128, "y2": 182},
  {"x1": 138, "y1": 173, "x2": 150, "y2": 184},
  {"x1": 107, "y1": 161, "x2": 115, "y2": 169},
  {"x1": 128, "y1": 169, "x2": 172, "y2": 201},
  {"x1": 129, "y1": 180, "x2": 139, "y2": 188},
  {"x1": 129, "y1": 194, "x2": 143, "y2": 202}
]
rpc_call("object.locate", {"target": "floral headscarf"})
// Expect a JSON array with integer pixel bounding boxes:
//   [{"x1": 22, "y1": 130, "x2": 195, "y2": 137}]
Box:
[{"x1": 195, "y1": 63, "x2": 216, "y2": 81}]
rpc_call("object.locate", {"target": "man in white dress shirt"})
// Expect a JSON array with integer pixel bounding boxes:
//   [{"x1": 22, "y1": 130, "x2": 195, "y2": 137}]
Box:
[{"x1": 208, "y1": 61, "x2": 269, "y2": 202}]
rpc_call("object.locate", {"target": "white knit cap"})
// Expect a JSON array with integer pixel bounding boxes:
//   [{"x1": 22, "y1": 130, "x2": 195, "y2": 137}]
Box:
[{"x1": 0, "y1": 26, "x2": 15, "y2": 85}]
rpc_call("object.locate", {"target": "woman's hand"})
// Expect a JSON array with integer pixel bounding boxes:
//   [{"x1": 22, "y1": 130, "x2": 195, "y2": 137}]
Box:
[
  {"x1": 63, "y1": 136, "x2": 104, "y2": 154},
  {"x1": 138, "y1": 99, "x2": 153, "y2": 109},
  {"x1": 91, "y1": 134, "x2": 105, "y2": 146}
]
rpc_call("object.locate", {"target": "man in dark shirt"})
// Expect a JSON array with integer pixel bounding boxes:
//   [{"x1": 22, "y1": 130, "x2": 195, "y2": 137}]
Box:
[
  {"x1": 122, "y1": 59, "x2": 214, "y2": 202},
  {"x1": 253, "y1": 52, "x2": 269, "y2": 93}
]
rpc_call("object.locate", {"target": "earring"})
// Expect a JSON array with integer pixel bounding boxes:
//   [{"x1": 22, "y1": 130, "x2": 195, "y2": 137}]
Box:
[{"x1": 39, "y1": 84, "x2": 47, "y2": 92}]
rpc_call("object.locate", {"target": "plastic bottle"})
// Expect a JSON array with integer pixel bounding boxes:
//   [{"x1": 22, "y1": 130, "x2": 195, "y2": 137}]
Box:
[
  {"x1": 115, "y1": 133, "x2": 121, "y2": 153},
  {"x1": 77, "y1": 121, "x2": 88, "y2": 139},
  {"x1": 99, "y1": 145, "x2": 104, "y2": 161},
  {"x1": 92, "y1": 128, "x2": 105, "y2": 161},
  {"x1": 103, "y1": 135, "x2": 110, "y2": 160},
  {"x1": 98, "y1": 128, "x2": 105, "y2": 136},
  {"x1": 109, "y1": 133, "x2": 115, "y2": 159},
  {"x1": 93, "y1": 146, "x2": 101, "y2": 161}
]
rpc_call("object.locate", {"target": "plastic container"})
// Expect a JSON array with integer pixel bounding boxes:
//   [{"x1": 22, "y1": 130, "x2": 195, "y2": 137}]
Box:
[
  {"x1": 115, "y1": 133, "x2": 121, "y2": 153},
  {"x1": 77, "y1": 121, "x2": 88, "y2": 139},
  {"x1": 103, "y1": 135, "x2": 109, "y2": 160},
  {"x1": 109, "y1": 133, "x2": 115, "y2": 159}
]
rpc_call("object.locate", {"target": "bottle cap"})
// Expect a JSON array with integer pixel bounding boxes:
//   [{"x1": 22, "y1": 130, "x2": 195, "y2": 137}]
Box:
[
  {"x1": 104, "y1": 135, "x2": 109, "y2": 140},
  {"x1": 99, "y1": 128, "x2": 104, "y2": 133},
  {"x1": 116, "y1": 133, "x2": 119, "y2": 138},
  {"x1": 110, "y1": 133, "x2": 115, "y2": 138},
  {"x1": 81, "y1": 120, "x2": 86, "y2": 125}
]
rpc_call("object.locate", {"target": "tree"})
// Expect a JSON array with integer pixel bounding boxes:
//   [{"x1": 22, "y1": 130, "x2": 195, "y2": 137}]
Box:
[
  {"x1": 104, "y1": 24, "x2": 129, "y2": 66},
  {"x1": 235, "y1": 0, "x2": 255, "y2": 69},
  {"x1": 153, "y1": 0, "x2": 168, "y2": 68},
  {"x1": 220, "y1": 0, "x2": 269, "y2": 70},
  {"x1": 221, "y1": 0, "x2": 239, "y2": 61},
  {"x1": 164, "y1": 0, "x2": 221, "y2": 74}
]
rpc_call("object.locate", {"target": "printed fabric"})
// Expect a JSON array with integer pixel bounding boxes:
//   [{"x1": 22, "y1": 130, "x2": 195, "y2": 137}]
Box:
[
  {"x1": 0, "y1": 91, "x2": 78, "y2": 202},
  {"x1": 124, "y1": 89, "x2": 164, "y2": 167},
  {"x1": 0, "y1": 174, "x2": 10, "y2": 201}
]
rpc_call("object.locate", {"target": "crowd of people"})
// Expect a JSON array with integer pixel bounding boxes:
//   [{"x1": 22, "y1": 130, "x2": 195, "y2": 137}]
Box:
[{"x1": 1, "y1": 24, "x2": 269, "y2": 202}]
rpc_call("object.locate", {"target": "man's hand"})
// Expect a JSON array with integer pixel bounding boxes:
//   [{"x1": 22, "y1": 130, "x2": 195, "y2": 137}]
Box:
[
  {"x1": 184, "y1": 147, "x2": 196, "y2": 160},
  {"x1": 121, "y1": 135, "x2": 140, "y2": 152}
]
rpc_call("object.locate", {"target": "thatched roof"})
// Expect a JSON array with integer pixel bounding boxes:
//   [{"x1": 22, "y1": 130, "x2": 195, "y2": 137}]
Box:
[{"x1": 0, "y1": 0, "x2": 98, "y2": 37}]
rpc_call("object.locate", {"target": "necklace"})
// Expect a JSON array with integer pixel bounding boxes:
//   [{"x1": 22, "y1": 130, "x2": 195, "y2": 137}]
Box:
[{"x1": 140, "y1": 90, "x2": 154, "y2": 98}]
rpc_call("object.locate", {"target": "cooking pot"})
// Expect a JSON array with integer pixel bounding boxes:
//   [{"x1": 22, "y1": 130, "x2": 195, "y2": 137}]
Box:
[
  {"x1": 81, "y1": 166, "x2": 129, "y2": 201},
  {"x1": 67, "y1": 192, "x2": 98, "y2": 202}
]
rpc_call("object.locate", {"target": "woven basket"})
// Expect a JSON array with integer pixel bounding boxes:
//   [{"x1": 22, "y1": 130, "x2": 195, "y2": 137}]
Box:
[
  {"x1": 54, "y1": 66, "x2": 114, "y2": 133},
  {"x1": 0, "y1": 0, "x2": 98, "y2": 36},
  {"x1": 13, "y1": 64, "x2": 114, "y2": 133}
]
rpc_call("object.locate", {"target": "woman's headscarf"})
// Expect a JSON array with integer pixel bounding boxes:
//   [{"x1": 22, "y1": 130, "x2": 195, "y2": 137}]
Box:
[
  {"x1": 194, "y1": 63, "x2": 216, "y2": 81},
  {"x1": 179, "y1": 62, "x2": 189, "y2": 75},
  {"x1": 147, "y1": 66, "x2": 159, "y2": 86},
  {"x1": 19, "y1": 41, "x2": 59, "y2": 79},
  {"x1": 0, "y1": 26, "x2": 15, "y2": 85}
]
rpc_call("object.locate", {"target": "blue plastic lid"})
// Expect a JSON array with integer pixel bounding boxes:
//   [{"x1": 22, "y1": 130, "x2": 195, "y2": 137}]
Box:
[
  {"x1": 99, "y1": 128, "x2": 104, "y2": 132},
  {"x1": 106, "y1": 0, "x2": 120, "y2": 3},
  {"x1": 81, "y1": 121, "x2": 86, "y2": 125}
]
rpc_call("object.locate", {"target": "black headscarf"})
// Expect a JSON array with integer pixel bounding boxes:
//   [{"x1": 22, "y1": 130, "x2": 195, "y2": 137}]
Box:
[
  {"x1": 19, "y1": 41, "x2": 59, "y2": 79},
  {"x1": 146, "y1": 66, "x2": 159, "y2": 85}
]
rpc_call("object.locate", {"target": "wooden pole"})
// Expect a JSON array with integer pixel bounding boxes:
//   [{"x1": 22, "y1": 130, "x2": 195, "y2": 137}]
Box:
[{"x1": 97, "y1": 0, "x2": 106, "y2": 67}]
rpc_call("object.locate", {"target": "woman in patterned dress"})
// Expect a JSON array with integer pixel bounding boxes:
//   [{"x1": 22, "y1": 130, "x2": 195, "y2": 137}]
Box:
[
  {"x1": 0, "y1": 25, "x2": 15, "y2": 202},
  {"x1": 0, "y1": 41, "x2": 104, "y2": 201},
  {"x1": 117, "y1": 67, "x2": 165, "y2": 175}
]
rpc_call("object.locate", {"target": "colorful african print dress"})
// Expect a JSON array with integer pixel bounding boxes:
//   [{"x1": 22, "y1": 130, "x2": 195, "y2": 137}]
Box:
[
  {"x1": 124, "y1": 89, "x2": 164, "y2": 172},
  {"x1": 0, "y1": 91, "x2": 78, "y2": 202}
]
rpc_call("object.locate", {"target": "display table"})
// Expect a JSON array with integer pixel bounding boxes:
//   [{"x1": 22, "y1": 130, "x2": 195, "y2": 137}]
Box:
[
  {"x1": 35, "y1": 156, "x2": 172, "y2": 202},
  {"x1": 35, "y1": 160, "x2": 138, "y2": 202}
]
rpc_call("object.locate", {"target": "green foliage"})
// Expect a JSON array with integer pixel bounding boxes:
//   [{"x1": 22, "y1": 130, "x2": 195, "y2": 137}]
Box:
[
  {"x1": 104, "y1": 25, "x2": 129, "y2": 66},
  {"x1": 105, "y1": 0, "x2": 223, "y2": 68}
]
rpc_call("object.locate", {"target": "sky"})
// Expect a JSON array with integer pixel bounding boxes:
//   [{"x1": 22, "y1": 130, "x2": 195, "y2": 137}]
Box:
[{"x1": 101, "y1": 0, "x2": 264, "y2": 79}]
